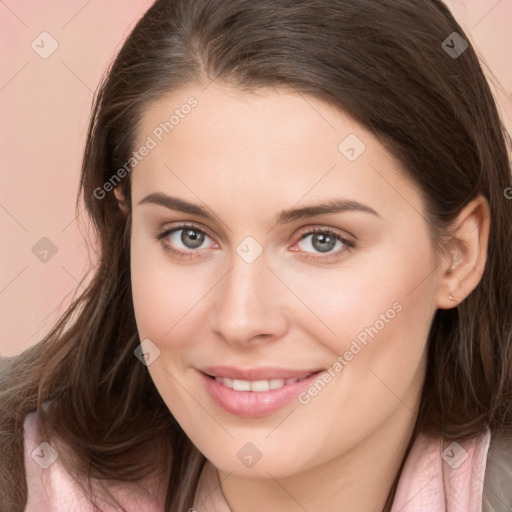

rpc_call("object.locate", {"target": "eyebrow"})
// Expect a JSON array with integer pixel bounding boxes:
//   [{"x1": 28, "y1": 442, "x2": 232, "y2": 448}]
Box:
[{"x1": 138, "y1": 192, "x2": 380, "y2": 224}]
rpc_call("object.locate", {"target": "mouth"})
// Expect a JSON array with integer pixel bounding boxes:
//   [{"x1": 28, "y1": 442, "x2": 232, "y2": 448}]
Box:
[{"x1": 198, "y1": 368, "x2": 325, "y2": 417}]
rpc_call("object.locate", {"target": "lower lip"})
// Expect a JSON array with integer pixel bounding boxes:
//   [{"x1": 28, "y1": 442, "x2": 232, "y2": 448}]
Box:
[{"x1": 199, "y1": 370, "x2": 323, "y2": 418}]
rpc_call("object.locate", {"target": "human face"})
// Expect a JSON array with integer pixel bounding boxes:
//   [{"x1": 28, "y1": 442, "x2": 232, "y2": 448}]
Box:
[{"x1": 128, "y1": 82, "x2": 440, "y2": 479}]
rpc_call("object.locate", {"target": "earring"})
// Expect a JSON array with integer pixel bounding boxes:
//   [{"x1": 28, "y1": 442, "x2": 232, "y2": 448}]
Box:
[{"x1": 449, "y1": 294, "x2": 457, "y2": 301}]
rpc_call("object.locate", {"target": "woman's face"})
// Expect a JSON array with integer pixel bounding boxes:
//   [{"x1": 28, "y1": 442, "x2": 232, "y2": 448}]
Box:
[{"x1": 126, "y1": 83, "x2": 444, "y2": 478}]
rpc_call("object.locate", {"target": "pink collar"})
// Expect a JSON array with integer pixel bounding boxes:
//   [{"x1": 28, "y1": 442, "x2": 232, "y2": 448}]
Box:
[{"x1": 392, "y1": 427, "x2": 491, "y2": 511}]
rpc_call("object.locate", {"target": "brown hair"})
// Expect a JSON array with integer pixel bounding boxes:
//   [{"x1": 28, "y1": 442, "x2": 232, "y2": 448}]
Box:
[{"x1": 1, "y1": 0, "x2": 511, "y2": 510}]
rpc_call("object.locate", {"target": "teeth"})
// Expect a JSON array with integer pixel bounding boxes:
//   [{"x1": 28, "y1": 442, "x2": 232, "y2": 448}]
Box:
[
  {"x1": 214, "y1": 376, "x2": 302, "y2": 391},
  {"x1": 249, "y1": 380, "x2": 270, "y2": 392},
  {"x1": 232, "y1": 379, "x2": 251, "y2": 391},
  {"x1": 270, "y1": 379, "x2": 285, "y2": 389}
]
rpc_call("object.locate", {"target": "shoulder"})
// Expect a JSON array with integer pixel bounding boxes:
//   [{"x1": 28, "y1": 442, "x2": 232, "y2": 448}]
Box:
[
  {"x1": 482, "y1": 431, "x2": 512, "y2": 512},
  {"x1": 22, "y1": 411, "x2": 164, "y2": 512}
]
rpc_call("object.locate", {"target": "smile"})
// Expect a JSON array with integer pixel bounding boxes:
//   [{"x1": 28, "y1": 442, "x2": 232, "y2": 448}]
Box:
[{"x1": 199, "y1": 369, "x2": 324, "y2": 417}]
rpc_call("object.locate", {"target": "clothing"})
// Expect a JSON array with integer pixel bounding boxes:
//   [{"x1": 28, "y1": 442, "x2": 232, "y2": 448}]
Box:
[
  {"x1": 23, "y1": 411, "x2": 512, "y2": 511},
  {"x1": 23, "y1": 412, "x2": 164, "y2": 512}
]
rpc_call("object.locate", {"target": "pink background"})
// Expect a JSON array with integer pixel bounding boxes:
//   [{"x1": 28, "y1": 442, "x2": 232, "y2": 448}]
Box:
[{"x1": 1, "y1": 0, "x2": 511, "y2": 356}]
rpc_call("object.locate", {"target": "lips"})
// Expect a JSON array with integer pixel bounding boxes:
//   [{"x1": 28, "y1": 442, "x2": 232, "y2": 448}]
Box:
[{"x1": 198, "y1": 366, "x2": 325, "y2": 417}]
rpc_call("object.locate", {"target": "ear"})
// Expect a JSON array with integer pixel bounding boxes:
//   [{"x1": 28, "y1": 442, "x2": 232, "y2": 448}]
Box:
[
  {"x1": 113, "y1": 186, "x2": 130, "y2": 216},
  {"x1": 435, "y1": 195, "x2": 490, "y2": 309}
]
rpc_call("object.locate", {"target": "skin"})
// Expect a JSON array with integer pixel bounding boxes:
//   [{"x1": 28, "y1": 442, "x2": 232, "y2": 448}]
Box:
[{"x1": 115, "y1": 82, "x2": 489, "y2": 511}]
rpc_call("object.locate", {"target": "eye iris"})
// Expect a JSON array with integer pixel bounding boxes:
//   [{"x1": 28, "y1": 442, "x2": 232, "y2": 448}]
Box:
[
  {"x1": 312, "y1": 232, "x2": 336, "y2": 253},
  {"x1": 182, "y1": 229, "x2": 205, "y2": 249}
]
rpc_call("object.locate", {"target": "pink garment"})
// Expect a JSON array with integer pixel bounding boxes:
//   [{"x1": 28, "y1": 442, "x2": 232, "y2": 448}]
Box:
[
  {"x1": 23, "y1": 412, "x2": 164, "y2": 512},
  {"x1": 392, "y1": 427, "x2": 491, "y2": 511},
  {"x1": 24, "y1": 411, "x2": 491, "y2": 511}
]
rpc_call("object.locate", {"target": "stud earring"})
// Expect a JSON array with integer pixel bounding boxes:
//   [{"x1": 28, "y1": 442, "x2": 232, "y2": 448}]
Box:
[{"x1": 449, "y1": 294, "x2": 457, "y2": 301}]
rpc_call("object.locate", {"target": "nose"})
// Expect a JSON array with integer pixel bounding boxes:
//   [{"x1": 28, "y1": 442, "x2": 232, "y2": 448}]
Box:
[{"x1": 208, "y1": 249, "x2": 289, "y2": 348}]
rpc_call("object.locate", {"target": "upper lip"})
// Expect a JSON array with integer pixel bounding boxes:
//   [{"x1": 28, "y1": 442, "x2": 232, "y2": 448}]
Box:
[{"x1": 200, "y1": 365, "x2": 324, "y2": 381}]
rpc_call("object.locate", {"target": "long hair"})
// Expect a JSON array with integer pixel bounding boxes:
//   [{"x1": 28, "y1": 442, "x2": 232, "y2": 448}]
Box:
[{"x1": 1, "y1": 1, "x2": 511, "y2": 510}]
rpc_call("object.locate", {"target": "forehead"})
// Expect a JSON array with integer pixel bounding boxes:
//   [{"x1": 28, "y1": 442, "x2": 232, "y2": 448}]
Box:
[{"x1": 131, "y1": 83, "x2": 424, "y2": 220}]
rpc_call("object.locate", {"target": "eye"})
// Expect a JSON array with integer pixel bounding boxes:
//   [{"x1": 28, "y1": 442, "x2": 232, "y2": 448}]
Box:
[
  {"x1": 156, "y1": 223, "x2": 355, "y2": 261},
  {"x1": 156, "y1": 223, "x2": 216, "y2": 259},
  {"x1": 292, "y1": 227, "x2": 355, "y2": 260}
]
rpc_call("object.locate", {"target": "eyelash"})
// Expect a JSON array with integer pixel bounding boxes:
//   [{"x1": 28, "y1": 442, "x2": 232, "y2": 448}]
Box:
[{"x1": 155, "y1": 222, "x2": 356, "y2": 262}]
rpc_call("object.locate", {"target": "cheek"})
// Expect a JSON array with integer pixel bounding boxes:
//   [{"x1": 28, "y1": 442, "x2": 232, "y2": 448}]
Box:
[
  {"x1": 129, "y1": 227, "x2": 223, "y2": 371},
  {"x1": 129, "y1": 238, "x2": 209, "y2": 413},
  {"x1": 279, "y1": 232, "x2": 437, "y2": 436},
  {"x1": 130, "y1": 226, "x2": 196, "y2": 344},
  {"x1": 302, "y1": 239, "x2": 436, "y2": 414},
  {"x1": 275, "y1": 230, "x2": 437, "y2": 358}
]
